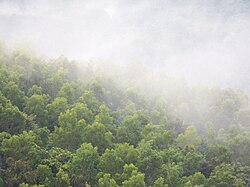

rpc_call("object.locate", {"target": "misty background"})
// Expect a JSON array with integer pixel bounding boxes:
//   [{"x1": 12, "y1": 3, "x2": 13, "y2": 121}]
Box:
[{"x1": 0, "y1": 0, "x2": 250, "y2": 92}]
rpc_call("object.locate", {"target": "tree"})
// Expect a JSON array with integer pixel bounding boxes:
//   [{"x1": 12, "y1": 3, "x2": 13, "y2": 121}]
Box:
[
  {"x1": 153, "y1": 177, "x2": 168, "y2": 187},
  {"x1": 55, "y1": 169, "x2": 70, "y2": 187},
  {"x1": 51, "y1": 109, "x2": 85, "y2": 150},
  {"x1": 183, "y1": 151, "x2": 203, "y2": 176},
  {"x1": 137, "y1": 140, "x2": 163, "y2": 186},
  {"x1": 3, "y1": 159, "x2": 36, "y2": 186},
  {"x1": 119, "y1": 164, "x2": 146, "y2": 187},
  {"x1": 46, "y1": 67, "x2": 68, "y2": 98},
  {"x1": 47, "y1": 97, "x2": 68, "y2": 129},
  {"x1": 32, "y1": 125, "x2": 50, "y2": 148},
  {"x1": 161, "y1": 146, "x2": 185, "y2": 166},
  {"x1": 57, "y1": 83, "x2": 77, "y2": 104},
  {"x1": 202, "y1": 144, "x2": 232, "y2": 176},
  {"x1": 176, "y1": 126, "x2": 201, "y2": 149},
  {"x1": 42, "y1": 147, "x2": 72, "y2": 175},
  {"x1": 0, "y1": 101, "x2": 28, "y2": 134},
  {"x1": 97, "y1": 173, "x2": 118, "y2": 187},
  {"x1": 229, "y1": 135, "x2": 250, "y2": 166},
  {"x1": 24, "y1": 94, "x2": 49, "y2": 127},
  {"x1": 208, "y1": 164, "x2": 244, "y2": 187},
  {"x1": 71, "y1": 102, "x2": 94, "y2": 124},
  {"x1": 95, "y1": 104, "x2": 114, "y2": 132},
  {"x1": 234, "y1": 162, "x2": 250, "y2": 186},
  {"x1": 141, "y1": 124, "x2": 173, "y2": 150},
  {"x1": 1, "y1": 131, "x2": 46, "y2": 186},
  {"x1": 122, "y1": 173, "x2": 146, "y2": 187},
  {"x1": 0, "y1": 66, "x2": 20, "y2": 91},
  {"x1": 87, "y1": 80, "x2": 105, "y2": 102},
  {"x1": 28, "y1": 85, "x2": 43, "y2": 97},
  {"x1": 82, "y1": 122, "x2": 113, "y2": 154},
  {"x1": 35, "y1": 164, "x2": 53, "y2": 185},
  {"x1": 113, "y1": 143, "x2": 139, "y2": 165},
  {"x1": 98, "y1": 143, "x2": 138, "y2": 176},
  {"x1": 2, "y1": 81, "x2": 27, "y2": 110},
  {"x1": 79, "y1": 91, "x2": 100, "y2": 115},
  {"x1": 1, "y1": 131, "x2": 45, "y2": 165},
  {"x1": 98, "y1": 148, "x2": 125, "y2": 176},
  {"x1": 161, "y1": 162, "x2": 183, "y2": 187},
  {"x1": 113, "y1": 164, "x2": 146, "y2": 186},
  {"x1": 69, "y1": 143, "x2": 100, "y2": 186},
  {"x1": 116, "y1": 111, "x2": 149, "y2": 146},
  {"x1": 180, "y1": 172, "x2": 206, "y2": 187}
]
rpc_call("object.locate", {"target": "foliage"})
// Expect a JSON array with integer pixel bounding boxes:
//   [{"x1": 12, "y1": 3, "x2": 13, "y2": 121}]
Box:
[{"x1": 0, "y1": 48, "x2": 250, "y2": 186}]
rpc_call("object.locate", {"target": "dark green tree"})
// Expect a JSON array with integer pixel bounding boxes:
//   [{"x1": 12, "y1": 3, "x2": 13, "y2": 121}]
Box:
[
  {"x1": 24, "y1": 94, "x2": 49, "y2": 127},
  {"x1": 69, "y1": 143, "x2": 100, "y2": 186},
  {"x1": 82, "y1": 122, "x2": 113, "y2": 154}
]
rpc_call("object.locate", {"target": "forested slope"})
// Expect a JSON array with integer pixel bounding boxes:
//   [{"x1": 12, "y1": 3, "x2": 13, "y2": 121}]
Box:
[{"x1": 0, "y1": 47, "x2": 250, "y2": 187}]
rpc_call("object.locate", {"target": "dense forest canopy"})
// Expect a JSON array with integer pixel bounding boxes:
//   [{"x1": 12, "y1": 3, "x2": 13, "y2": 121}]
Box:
[
  {"x1": 0, "y1": 1, "x2": 250, "y2": 186},
  {"x1": 0, "y1": 44, "x2": 250, "y2": 187}
]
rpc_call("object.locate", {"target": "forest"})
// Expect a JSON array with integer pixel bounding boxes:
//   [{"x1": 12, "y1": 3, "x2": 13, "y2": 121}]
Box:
[{"x1": 0, "y1": 44, "x2": 249, "y2": 187}]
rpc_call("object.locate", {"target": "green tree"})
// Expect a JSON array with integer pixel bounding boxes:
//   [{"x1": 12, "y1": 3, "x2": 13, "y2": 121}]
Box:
[
  {"x1": 24, "y1": 94, "x2": 49, "y2": 127},
  {"x1": 97, "y1": 173, "x2": 118, "y2": 187},
  {"x1": 82, "y1": 122, "x2": 113, "y2": 154},
  {"x1": 229, "y1": 135, "x2": 250, "y2": 166},
  {"x1": 116, "y1": 111, "x2": 149, "y2": 146},
  {"x1": 71, "y1": 102, "x2": 94, "y2": 124},
  {"x1": 161, "y1": 162, "x2": 183, "y2": 187},
  {"x1": 2, "y1": 81, "x2": 27, "y2": 110},
  {"x1": 0, "y1": 66, "x2": 20, "y2": 91},
  {"x1": 1, "y1": 131, "x2": 46, "y2": 186},
  {"x1": 32, "y1": 125, "x2": 50, "y2": 148},
  {"x1": 46, "y1": 67, "x2": 68, "y2": 98},
  {"x1": 202, "y1": 144, "x2": 232, "y2": 176},
  {"x1": 119, "y1": 164, "x2": 146, "y2": 187},
  {"x1": 176, "y1": 126, "x2": 201, "y2": 149},
  {"x1": 0, "y1": 96, "x2": 28, "y2": 134},
  {"x1": 122, "y1": 173, "x2": 146, "y2": 187},
  {"x1": 3, "y1": 158, "x2": 36, "y2": 186},
  {"x1": 98, "y1": 143, "x2": 138, "y2": 176},
  {"x1": 142, "y1": 124, "x2": 173, "y2": 150},
  {"x1": 98, "y1": 148, "x2": 125, "y2": 176},
  {"x1": 1, "y1": 131, "x2": 45, "y2": 165},
  {"x1": 55, "y1": 169, "x2": 70, "y2": 187},
  {"x1": 95, "y1": 104, "x2": 113, "y2": 125},
  {"x1": 51, "y1": 109, "x2": 85, "y2": 150},
  {"x1": 42, "y1": 147, "x2": 72, "y2": 175},
  {"x1": 137, "y1": 140, "x2": 163, "y2": 186},
  {"x1": 234, "y1": 163, "x2": 250, "y2": 186},
  {"x1": 35, "y1": 164, "x2": 53, "y2": 185},
  {"x1": 47, "y1": 97, "x2": 68, "y2": 129},
  {"x1": 208, "y1": 164, "x2": 244, "y2": 187},
  {"x1": 79, "y1": 91, "x2": 100, "y2": 115},
  {"x1": 180, "y1": 172, "x2": 206, "y2": 187},
  {"x1": 69, "y1": 143, "x2": 100, "y2": 186},
  {"x1": 0, "y1": 91, "x2": 29, "y2": 134},
  {"x1": 161, "y1": 146, "x2": 185, "y2": 166},
  {"x1": 57, "y1": 83, "x2": 77, "y2": 104},
  {"x1": 28, "y1": 85, "x2": 43, "y2": 97},
  {"x1": 153, "y1": 177, "x2": 168, "y2": 187},
  {"x1": 183, "y1": 151, "x2": 203, "y2": 176}
]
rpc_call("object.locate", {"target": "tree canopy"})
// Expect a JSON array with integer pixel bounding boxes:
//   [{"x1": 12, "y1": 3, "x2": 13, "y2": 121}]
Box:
[{"x1": 0, "y1": 47, "x2": 249, "y2": 186}]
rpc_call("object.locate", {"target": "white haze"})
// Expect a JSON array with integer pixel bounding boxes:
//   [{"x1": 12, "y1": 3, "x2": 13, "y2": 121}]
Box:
[{"x1": 0, "y1": 0, "x2": 250, "y2": 90}]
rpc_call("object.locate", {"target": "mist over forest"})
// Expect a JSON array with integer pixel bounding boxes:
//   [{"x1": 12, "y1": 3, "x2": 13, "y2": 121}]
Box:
[
  {"x1": 0, "y1": 1, "x2": 250, "y2": 187},
  {"x1": 1, "y1": 0, "x2": 250, "y2": 89}
]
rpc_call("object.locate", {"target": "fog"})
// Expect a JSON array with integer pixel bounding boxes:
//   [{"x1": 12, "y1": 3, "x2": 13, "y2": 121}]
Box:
[{"x1": 1, "y1": 0, "x2": 250, "y2": 90}]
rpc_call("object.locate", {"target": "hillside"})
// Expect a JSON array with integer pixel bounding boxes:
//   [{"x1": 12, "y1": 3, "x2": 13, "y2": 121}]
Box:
[{"x1": 0, "y1": 47, "x2": 250, "y2": 186}]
